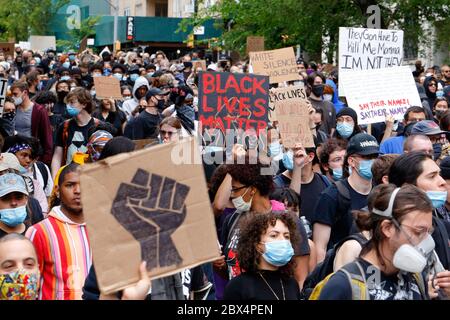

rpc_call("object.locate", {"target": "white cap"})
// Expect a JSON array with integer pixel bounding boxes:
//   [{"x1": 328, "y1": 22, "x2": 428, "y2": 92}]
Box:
[{"x1": 207, "y1": 63, "x2": 218, "y2": 71}]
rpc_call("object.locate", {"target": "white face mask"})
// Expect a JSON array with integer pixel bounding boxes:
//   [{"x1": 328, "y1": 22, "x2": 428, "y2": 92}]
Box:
[
  {"x1": 231, "y1": 187, "x2": 253, "y2": 212},
  {"x1": 323, "y1": 94, "x2": 333, "y2": 102},
  {"x1": 393, "y1": 234, "x2": 435, "y2": 273}
]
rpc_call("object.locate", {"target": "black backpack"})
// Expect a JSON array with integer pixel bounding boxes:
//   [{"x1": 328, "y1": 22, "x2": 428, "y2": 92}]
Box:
[{"x1": 301, "y1": 233, "x2": 367, "y2": 299}]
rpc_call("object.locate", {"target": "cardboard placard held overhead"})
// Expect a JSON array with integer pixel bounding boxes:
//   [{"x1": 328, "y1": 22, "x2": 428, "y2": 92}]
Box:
[
  {"x1": 93, "y1": 76, "x2": 122, "y2": 100},
  {"x1": 0, "y1": 43, "x2": 15, "y2": 55},
  {"x1": 339, "y1": 66, "x2": 421, "y2": 125},
  {"x1": 192, "y1": 60, "x2": 207, "y2": 72},
  {"x1": 0, "y1": 78, "x2": 8, "y2": 117},
  {"x1": 79, "y1": 138, "x2": 220, "y2": 295},
  {"x1": 338, "y1": 27, "x2": 403, "y2": 95},
  {"x1": 275, "y1": 99, "x2": 314, "y2": 148},
  {"x1": 198, "y1": 71, "x2": 270, "y2": 134},
  {"x1": 269, "y1": 84, "x2": 307, "y2": 122},
  {"x1": 250, "y1": 47, "x2": 300, "y2": 84},
  {"x1": 246, "y1": 36, "x2": 265, "y2": 54}
]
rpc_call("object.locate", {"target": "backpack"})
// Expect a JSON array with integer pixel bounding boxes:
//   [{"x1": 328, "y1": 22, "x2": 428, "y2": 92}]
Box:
[
  {"x1": 301, "y1": 233, "x2": 367, "y2": 299},
  {"x1": 61, "y1": 118, "x2": 100, "y2": 165},
  {"x1": 334, "y1": 179, "x2": 351, "y2": 225},
  {"x1": 35, "y1": 161, "x2": 49, "y2": 191},
  {"x1": 308, "y1": 260, "x2": 427, "y2": 300}
]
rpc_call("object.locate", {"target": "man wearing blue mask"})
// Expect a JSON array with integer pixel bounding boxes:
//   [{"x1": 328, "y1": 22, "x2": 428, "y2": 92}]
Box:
[
  {"x1": 313, "y1": 133, "x2": 379, "y2": 263},
  {"x1": 0, "y1": 173, "x2": 30, "y2": 238}
]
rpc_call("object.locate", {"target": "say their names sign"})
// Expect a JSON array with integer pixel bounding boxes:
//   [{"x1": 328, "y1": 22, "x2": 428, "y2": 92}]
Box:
[
  {"x1": 198, "y1": 72, "x2": 269, "y2": 134},
  {"x1": 250, "y1": 47, "x2": 300, "y2": 84},
  {"x1": 339, "y1": 66, "x2": 421, "y2": 125},
  {"x1": 269, "y1": 84, "x2": 307, "y2": 122}
]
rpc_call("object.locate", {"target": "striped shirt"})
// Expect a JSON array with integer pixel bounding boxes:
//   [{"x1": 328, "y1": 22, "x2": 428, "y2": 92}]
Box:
[{"x1": 26, "y1": 206, "x2": 92, "y2": 300}]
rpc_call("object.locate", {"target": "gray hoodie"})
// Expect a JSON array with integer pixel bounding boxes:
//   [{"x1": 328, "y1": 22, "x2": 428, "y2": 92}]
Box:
[{"x1": 121, "y1": 76, "x2": 150, "y2": 120}]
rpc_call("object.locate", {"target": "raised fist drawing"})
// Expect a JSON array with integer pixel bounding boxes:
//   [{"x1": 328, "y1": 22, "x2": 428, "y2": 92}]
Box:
[{"x1": 111, "y1": 169, "x2": 189, "y2": 269}]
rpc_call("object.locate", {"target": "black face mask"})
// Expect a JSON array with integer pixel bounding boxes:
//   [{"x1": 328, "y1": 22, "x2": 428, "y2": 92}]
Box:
[
  {"x1": 157, "y1": 99, "x2": 165, "y2": 110},
  {"x1": 311, "y1": 84, "x2": 324, "y2": 97},
  {"x1": 433, "y1": 143, "x2": 442, "y2": 161},
  {"x1": 57, "y1": 90, "x2": 69, "y2": 101}
]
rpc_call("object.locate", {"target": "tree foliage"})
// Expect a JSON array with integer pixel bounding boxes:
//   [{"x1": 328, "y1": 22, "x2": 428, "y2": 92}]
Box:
[
  {"x1": 181, "y1": 0, "x2": 450, "y2": 63},
  {"x1": 56, "y1": 16, "x2": 101, "y2": 52},
  {"x1": 0, "y1": 0, "x2": 69, "y2": 41}
]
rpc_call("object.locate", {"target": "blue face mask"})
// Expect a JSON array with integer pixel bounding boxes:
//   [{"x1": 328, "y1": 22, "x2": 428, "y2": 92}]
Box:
[
  {"x1": 62, "y1": 62, "x2": 70, "y2": 69},
  {"x1": 130, "y1": 74, "x2": 139, "y2": 82},
  {"x1": 426, "y1": 190, "x2": 447, "y2": 209},
  {"x1": 357, "y1": 159, "x2": 374, "y2": 180},
  {"x1": 268, "y1": 141, "x2": 282, "y2": 157},
  {"x1": 113, "y1": 73, "x2": 123, "y2": 81},
  {"x1": 60, "y1": 75, "x2": 71, "y2": 81},
  {"x1": 282, "y1": 150, "x2": 294, "y2": 171},
  {"x1": 66, "y1": 104, "x2": 80, "y2": 117},
  {"x1": 34, "y1": 57, "x2": 41, "y2": 65},
  {"x1": 433, "y1": 143, "x2": 442, "y2": 161},
  {"x1": 69, "y1": 55, "x2": 76, "y2": 61},
  {"x1": 331, "y1": 167, "x2": 343, "y2": 180},
  {"x1": 336, "y1": 122, "x2": 354, "y2": 139},
  {"x1": 0, "y1": 206, "x2": 27, "y2": 227},
  {"x1": 262, "y1": 240, "x2": 294, "y2": 267}
]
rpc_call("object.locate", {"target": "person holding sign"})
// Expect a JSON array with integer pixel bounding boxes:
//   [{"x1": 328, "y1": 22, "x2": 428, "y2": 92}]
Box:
[{"x1": 313, "y1": 133, "x2": 379, "y2": 263}]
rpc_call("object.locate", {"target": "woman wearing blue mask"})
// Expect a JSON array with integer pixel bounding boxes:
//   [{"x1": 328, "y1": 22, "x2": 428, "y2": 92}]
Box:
[
  {"x1": 223, "y1": 211, "x2": 301, "y2": 300},
  {"x1": 334, "y1": 107, "x2": 362, "y2": 141}
]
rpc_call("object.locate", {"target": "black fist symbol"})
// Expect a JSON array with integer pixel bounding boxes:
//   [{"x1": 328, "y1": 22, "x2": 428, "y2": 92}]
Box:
[{"x1": 111, "y1": 169, "x2": 189, "y2": 269}]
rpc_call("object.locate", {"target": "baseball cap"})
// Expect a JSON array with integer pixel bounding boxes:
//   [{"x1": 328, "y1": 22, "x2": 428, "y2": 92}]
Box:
[
  {"x1": 0, "y1": 153, "x2": 27, "y2": 173},
  {"x1": 347, "y1": 133, "x2": 379, "y2": 156},
  {"x1": 0, "y1": 173, "x2": 29, "y2": 198},
  {"x1": 440, "y1": 156, "x2": 450, "y2": 180},
  {"x1": 411, "y1": 120, "x2": 447, "y2": 136},
  {"x1": 145, "y1": 88, "x2": 168, "y2": 99},
  {"x1": 207, "y1": 63, "x2": 218, "y2": 71}
]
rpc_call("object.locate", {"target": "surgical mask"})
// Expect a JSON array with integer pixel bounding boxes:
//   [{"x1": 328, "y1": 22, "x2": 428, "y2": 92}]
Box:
[
  {"x1": 130, "y1": 74, "x2": 139, "y2": 82},
  {"x1": 356, "y1": 159, "x2": 374, "y2": 180},
  {"x1": 0, "y1": 205, "x2": 27, "y2": 227},
  {"x1": 60, "y1": 75, "x2": 71, "y2": 81},
  {"x1": 436, "y1": 91, "x2": 444, "y2": 98},
  {"x1": 148, "y1": 72, "x2": 154, "y2": 77},
  {"x1": 311, "y1": 84, "x2": 324, "y2": 97},
  {"x1": 92, "y1": 73, "x2": 102, "y2": 77},
  {"x1": 282, "y1": 150, "x2": 294, "y2": 171},
  {"x1": 336, "y1": 122, "x2": 354, "y2": 139},
  {"x1": 13, "y1": 96, "x2": 23, "y2": 106},
  {"x1": 113, "y1": 73, "x2": 123, "y2": 81},
  {"x1": 323, "y1": 94, "x2": 333, "y2": 102},
  {"x1": 69, "y1": 55, "x2": 76, "y2": 61},
  {"x1": 66, "y1": 104, "x2": 80, "y2": 117},
  {"x1": 433, "y1": 143, "x2": 442, "y2": 160},
  {"x1": 0, "y1": 270, "x2": 39, "y2": 300},
  {"x1": 34, "y1": 57, "x2": 41, "y2": 65},
  {"x1": 268, "y1": 141, "x2": 282, "y2": 157},
  {"x1": 90, "y1": 90, "x2": 96, "y2": 97},
  {"x1": 393, "y1": 234, "x2": 435, "y2": 273},
  {"x1": 331, "y1": 167, "x2": 343, "y2": 180},
  {"x1": 262, "y1": 240, "x2": 294, "y2": 267},
  {"x1": 123, "y1": 96, "x2": 131, "y2": 101},
  {"x1": 426, "y1": 190, "x2": 447, "y2": 209},
  {"x1": 231, "y1": 187, "x2": 253, "y2": 212},
  {"x1": 62, "y1": 62, "x2": 70, "y2": 69}
]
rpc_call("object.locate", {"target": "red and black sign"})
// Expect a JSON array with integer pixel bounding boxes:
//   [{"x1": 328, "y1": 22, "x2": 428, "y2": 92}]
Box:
[
  {"x1": 126, "y1": 17, "x2": 135, "y2": 41},
  {"x1": 198, "y1": 72, "x2": 269, "y2": 134}
]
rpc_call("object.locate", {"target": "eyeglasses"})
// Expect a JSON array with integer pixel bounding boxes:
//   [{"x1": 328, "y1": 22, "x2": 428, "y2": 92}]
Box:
[
  {"x1": 400, "y1": 223, "x2": 434, "y2": 242},
  {"x1": 230, "y1": 185, "x2": 249, "y2": 194},
  {"x1": 160, "y1": 130, "x2": 178, "y2": 137}
]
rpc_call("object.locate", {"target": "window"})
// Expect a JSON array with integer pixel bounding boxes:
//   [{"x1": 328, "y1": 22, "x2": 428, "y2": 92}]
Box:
[
  {"x1": 124, "y1": 7, "x2": 130, "y2": 16},
  {"x1": 155, "y1": 1, "x2": 168, "y2": 17}
]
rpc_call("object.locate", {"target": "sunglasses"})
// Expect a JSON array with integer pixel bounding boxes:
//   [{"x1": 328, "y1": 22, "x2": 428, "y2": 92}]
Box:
[{"x1": 429, "y1": 83, "x2": 437, "y2": 87}]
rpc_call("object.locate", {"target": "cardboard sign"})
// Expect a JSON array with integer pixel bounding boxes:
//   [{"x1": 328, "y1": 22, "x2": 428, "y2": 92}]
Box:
[
  {"x1": 0, "y1": 78, "x2": 7, "y2": 117},
  {"x1": 79, "y1": 37, "x2": 88, "y2": 53},
  {"x1": 250, "y1": 47, "x2": 300, "y2": 84},
  {"x1": 339, "y1": 27, "x2": 403, "y2": 95},
  {"x1": 93, "y1": 76, "x2": 122, "y2": 100},
  {"x1": 269, "y1": 84, "x2": 307, "y2": 122},
  {"x1": 29, "y1": 35, "x2": 56, "y2": 51},
  {"x1": 0, "y1": 43, "x2": 14, "y2": 55},
  {"x1": 339, "y1": 66, "x2": 421, "y2": 125},
  {"x1": 246, "y1": 36, "x2": 265, "y2": 54},
  {"x1": 133, "y1": 138, "x2": 158, "y2": 150},
  {"x1": 192, "y1": 60, "x2": 207, "y2": 72},
  {"x1": 275, "y1": 99, "x2": 314, "y2": 148},
  {"x1": 198, "y1": 71, "x2": 269, "y2": 134},
  {"x1": 79, "y1": 138, "x2": 220, "y2": 294}
]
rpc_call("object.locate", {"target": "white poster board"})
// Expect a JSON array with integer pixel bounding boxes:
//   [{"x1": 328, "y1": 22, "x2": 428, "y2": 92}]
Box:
[
  {"x1": 339, "y1": 27, "x2": 403, "y2": 96},
  {"x1": 339, "y1": 66, "x2": 421, "y2": 125},
  {"x1": 29, "y1": 36, "x2": 56, "y2": 52}
]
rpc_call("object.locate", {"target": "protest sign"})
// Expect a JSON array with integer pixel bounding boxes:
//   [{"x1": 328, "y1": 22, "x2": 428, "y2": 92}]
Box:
[
  {"x1": 339, "y1": 66, "x2": 421, "y2": 125},
  {"x1": 198, "y1": 71, "x2": 269, "y2": 134},
  {"x1": 29, "y1": 35, "x2": 56, "y2": 51},
  {"x1": 192, "y1": 60, "x2": 207, "y2": 72},
  {"x1": 93, "y1": 76, "x2": 122, "y2": 100},
  {"x1": 275, "y1": 99, "x2": 314, "y2": 148},
  {"x1": 79, "y1": 138, "x2": 220, "y2": 294},
  {"x1": 0, "y1": 43, "x2": 14, "y2": 55},
  {"x1": 0, "y1": 78, "x2": 7, "y2": 117},
  {"x1": 269, "y1": 84, "x2": 307, "y2": 122},
  {"x1": 133, "y1": 138, "x2": 158, "y2": 150},
  {"x1": 339, "y1": 27, "x2": 403, "y2": 95},
  {"x1": 79, "y1": 36, "x2": 88, "y2": 53},
  {"x1": 250, "y1": 47, "x2": 300, "y2": 84},
  {"x1": 246, "y1": 36, "x2": 265, "y2": 54}
]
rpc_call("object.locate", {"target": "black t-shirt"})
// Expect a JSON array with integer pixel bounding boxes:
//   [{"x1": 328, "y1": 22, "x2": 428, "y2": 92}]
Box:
[
  {"x1": 55, "y1": 118, "x2": 99, "y2": 165},
  {"x1": 223, "y1": 270, "x2": 301, "y2": 300},
  {"x1": 130, "y1": 111, "x2": 161, "y2": 140},
  {"x1": 312, "y1": 179, "x2": 368, "y2": 248},
  {"x1": 220, "y1": 207, "x2": 310, "y2": 281},
  {"x1": 318, "y1": 258, "x2": 425, "y2": 300},
  {"x1": 273, "y1": 173, "x2": 330, "y2": 223}
]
